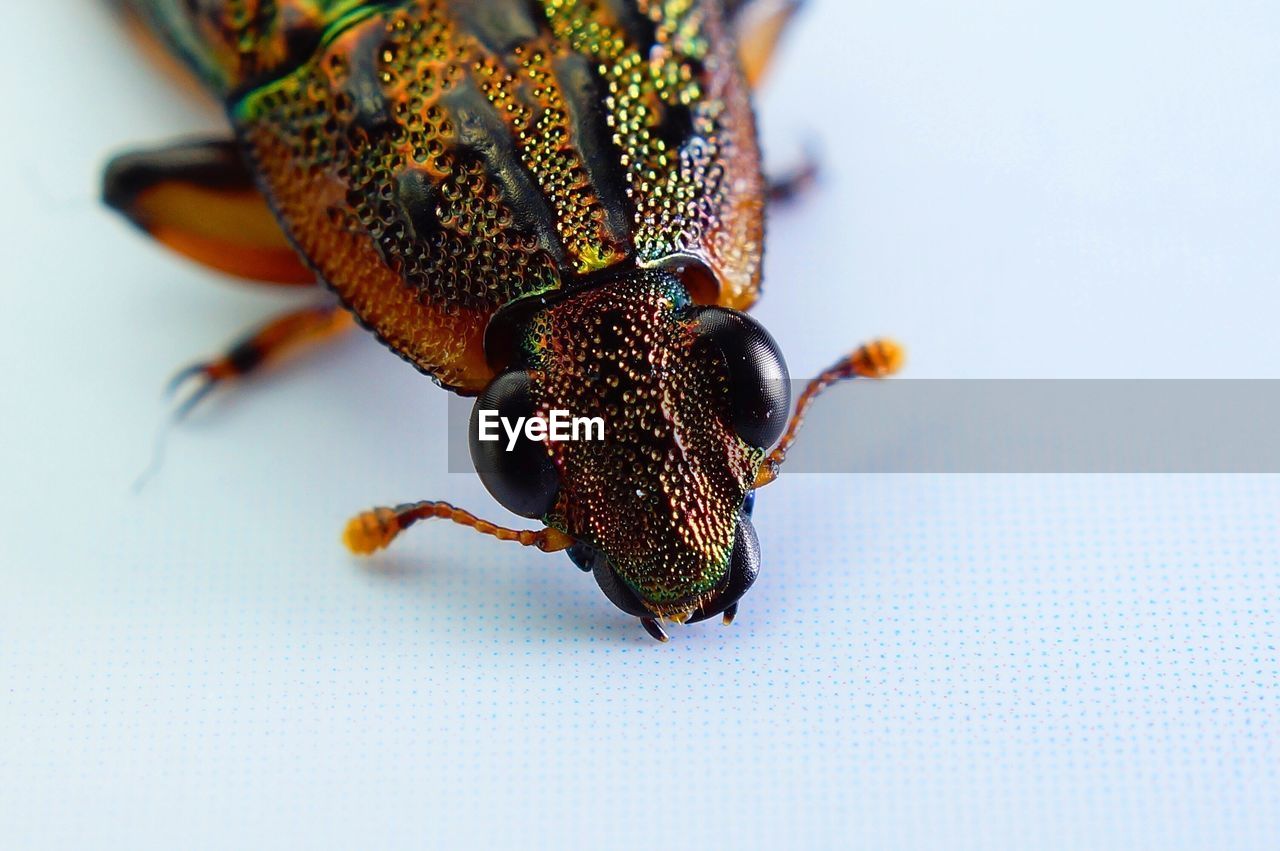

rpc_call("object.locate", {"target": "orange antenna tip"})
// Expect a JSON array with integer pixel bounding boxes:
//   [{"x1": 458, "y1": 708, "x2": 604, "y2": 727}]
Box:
[
  {"x1": 343, "y1": 507, "x2": 402, "y2": 555},
  {"x1": 855, "y1": 338, "x2": 906, "y2": 377}
]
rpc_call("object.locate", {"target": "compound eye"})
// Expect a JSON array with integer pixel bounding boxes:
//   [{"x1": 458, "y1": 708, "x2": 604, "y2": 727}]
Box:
[
  {"x1": 469, "y1": 370, "x2": 561, "y2": 519},
  {"x1": 686, "y1": 514, "x2": 761, "y2": 624},
  {"x1": 695, "y1": 307, "x2": 792, "y2": 449}
]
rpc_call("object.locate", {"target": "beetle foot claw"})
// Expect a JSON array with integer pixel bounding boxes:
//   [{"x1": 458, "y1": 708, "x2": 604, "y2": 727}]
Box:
[
  {"x1": 722, "y1": 603, "x2": 739, "y2": 626},
  {"x1": 641, "y1": 618, "x2": 669, "y2": 642},
  {"x1": 165, "y1": 362, "x2": 219, "y2": 420}
]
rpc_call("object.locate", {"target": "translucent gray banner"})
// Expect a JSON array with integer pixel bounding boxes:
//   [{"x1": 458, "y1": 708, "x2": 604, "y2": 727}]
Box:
[{"x1": 447, "y1": 380, "x2": 1280, "y2": 474}]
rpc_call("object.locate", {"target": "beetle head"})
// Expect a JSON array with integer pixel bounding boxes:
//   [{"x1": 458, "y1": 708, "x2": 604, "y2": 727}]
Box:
[{"x1": 469, "y1": 270, "x2": 789, "y2": 622}]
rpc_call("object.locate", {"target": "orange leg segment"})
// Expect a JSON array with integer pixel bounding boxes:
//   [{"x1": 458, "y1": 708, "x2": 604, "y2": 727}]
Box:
[
  {"x1": 768, "y1": 146, "x2": 820, "y2": 204},
  {"x1": 734, "y1": 0, "x2": 808, "y2": 88},
  {"x1": 104, "y1": 138, "x2": 314, "y2": 285},
  {"x1": 169, "y1": 304, "x2": 354, "y2": 417}
]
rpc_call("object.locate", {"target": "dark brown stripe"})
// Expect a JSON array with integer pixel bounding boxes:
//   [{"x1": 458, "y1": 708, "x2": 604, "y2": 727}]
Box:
[
  {"x1": 447, "y1": 0, "x2": 542, "y2": 55},
  {"x1": 652, "y1": 100, "x2": 695, "y2": 156},
  {"x1": 344, "y1": 24, "x2": 395, "y2": 139},
  {"x1": 442, "y1": 75, "x2": 569, "y2": 265},
  {"x1": 101, "y1": 139, "x2": 254, "y2": 211},
  {"x1": 394, "y1": 168, "x2": 444, "y2": 243},
  {"x1": 553, "y1": 53, "x2": 634, "y2": 247},
  {"x1": 599, "y1": 0, "x2": 658, "y2": 55}
]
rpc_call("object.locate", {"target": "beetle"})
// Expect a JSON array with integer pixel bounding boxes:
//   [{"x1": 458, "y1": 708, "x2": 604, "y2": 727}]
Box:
[{"x1": 104, "y1": 0, "x2": 903, "y2": 641}]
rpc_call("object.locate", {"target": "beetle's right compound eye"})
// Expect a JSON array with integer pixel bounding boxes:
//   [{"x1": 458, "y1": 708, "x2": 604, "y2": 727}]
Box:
[
  {"x1": 694, "y1": 307, "x2": 792, "y2": 449},
  {"x1": 469, "y1": 371, "x2": 561, "y2": 519}
]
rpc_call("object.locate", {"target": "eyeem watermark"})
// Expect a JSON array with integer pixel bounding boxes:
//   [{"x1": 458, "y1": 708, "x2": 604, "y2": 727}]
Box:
[
  {"x1": 476, "y1": 409, "x2": 605, "y2": 451},
  {"x1": 454, "y1": 380, "x2": 1280, "y2": 473}
]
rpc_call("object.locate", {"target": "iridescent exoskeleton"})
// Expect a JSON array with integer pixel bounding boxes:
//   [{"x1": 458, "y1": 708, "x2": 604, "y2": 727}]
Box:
[{"x1": 105, "y1": 0, "x2": 901, "y2": 641}]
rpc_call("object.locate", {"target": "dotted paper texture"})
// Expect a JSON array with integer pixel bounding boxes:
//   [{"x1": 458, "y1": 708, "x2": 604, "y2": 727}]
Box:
[{"x1": 4, "y1": 475, "x2": 1277, "y2": 849}]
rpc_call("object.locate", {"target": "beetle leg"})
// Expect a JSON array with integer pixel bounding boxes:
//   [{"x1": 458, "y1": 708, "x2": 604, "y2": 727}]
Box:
[
  {"x1": 104, "y1": 138, "x2": 314, "y2": 285},
  {"x1": 732, "y1": 0, "x2": 808, "y2": 88},
  {"x1": 755, "y1": 339, "x2": 906, "y2": 488},
  {"x1": 768, "y1": 145, "x2": 820, "y2": 204},
  {"x1": 641, "y1": 619, "x2": 671, "y2": 643},
  {"x1": 343, "y1": 501, "x2": 574, "y2": 555},
  {"x1": 168, "y1": 304, "x2": 354, "y2": 418}
]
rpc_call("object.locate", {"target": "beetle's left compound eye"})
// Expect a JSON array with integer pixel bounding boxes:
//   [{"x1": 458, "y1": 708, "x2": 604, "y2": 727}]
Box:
[
  {"x1": 469, "y1": 371, "x2": 561, "y2": 519},
  {"x1": 694, "y1": 307, "x2": 792, "y2": 449}
]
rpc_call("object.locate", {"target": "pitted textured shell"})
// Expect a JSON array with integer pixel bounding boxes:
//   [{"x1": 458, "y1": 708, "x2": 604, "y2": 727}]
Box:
[{"x1": 133, "y1": 0, "x2": 764, "y2": 392}]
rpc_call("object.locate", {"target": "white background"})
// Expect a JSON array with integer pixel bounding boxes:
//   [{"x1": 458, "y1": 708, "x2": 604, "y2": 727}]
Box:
[{"x1": 2, "y1": 1, "x2": 1278, "y2": 848}]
